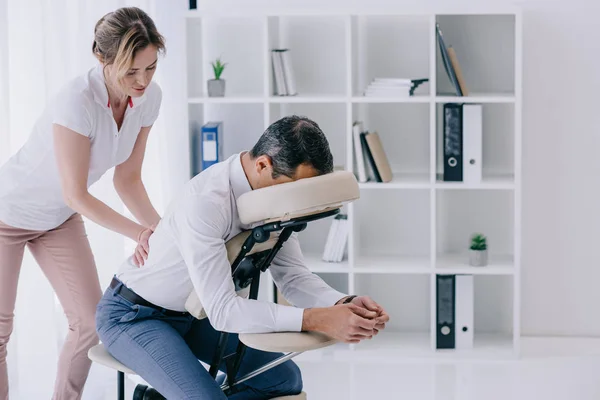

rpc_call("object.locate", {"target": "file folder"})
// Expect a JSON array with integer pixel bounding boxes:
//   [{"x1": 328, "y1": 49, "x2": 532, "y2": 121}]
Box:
[
  {"x1": 455, "y1": 275, "x2": 474, "y2": 349},
  {"x1": 462, "y1": 105, "x2": 482, "y2": 184}
]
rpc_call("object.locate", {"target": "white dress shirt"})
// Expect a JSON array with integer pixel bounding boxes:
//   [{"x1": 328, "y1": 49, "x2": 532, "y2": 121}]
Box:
[
  {"x1": 0, "y1": 63, "x2": 162, "y2": 230},
  {"x1": 116, "y1": 152, "x2": 347, "y2": 334}
]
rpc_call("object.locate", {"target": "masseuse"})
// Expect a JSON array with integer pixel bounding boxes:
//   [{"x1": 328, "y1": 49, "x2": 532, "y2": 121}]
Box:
[{"x1": 0, "y1": 7, "x2": 164, "y2": 399}]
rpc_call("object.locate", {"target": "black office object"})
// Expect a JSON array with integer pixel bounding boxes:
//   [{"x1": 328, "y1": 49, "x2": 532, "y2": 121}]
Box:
[
  {"x1": 443, "y1": 103, "x2": 463, "y2": 182},
  {"x1": 436, "y1": 274, "x2": 456, "y2": 349}
]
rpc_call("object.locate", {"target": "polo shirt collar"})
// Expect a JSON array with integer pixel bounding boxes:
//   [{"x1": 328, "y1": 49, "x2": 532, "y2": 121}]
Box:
[
  {"x1": 230, "y1": 152, "x2": 253, "y2": 201},
  {"x1": 89, "y1": 63, "x2": 148, "y2": 110}
]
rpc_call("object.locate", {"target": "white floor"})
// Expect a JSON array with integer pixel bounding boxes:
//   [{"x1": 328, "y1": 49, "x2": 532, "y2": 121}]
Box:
[{"x1": 79, "y1": 336, "x2": 600, "y2": 400}]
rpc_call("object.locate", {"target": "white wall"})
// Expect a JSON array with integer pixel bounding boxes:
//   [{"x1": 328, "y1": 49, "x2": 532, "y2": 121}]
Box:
[
  {"x1": 187, "y1": 0, "x2": 600, "y2": 336},
  {"x1": 519, "y1": 0, "x2": 600, "y2": 336}
]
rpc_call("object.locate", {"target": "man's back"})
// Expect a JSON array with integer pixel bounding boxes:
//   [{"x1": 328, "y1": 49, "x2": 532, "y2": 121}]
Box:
[{"x1": 115, "y1": 153, "x2": 244, "y2": 312}]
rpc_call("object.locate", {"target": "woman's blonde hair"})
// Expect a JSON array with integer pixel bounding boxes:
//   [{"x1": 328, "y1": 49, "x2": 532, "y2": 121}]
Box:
[{"x1": 92, "y1": 7, "x2": 165, "y2": 89}]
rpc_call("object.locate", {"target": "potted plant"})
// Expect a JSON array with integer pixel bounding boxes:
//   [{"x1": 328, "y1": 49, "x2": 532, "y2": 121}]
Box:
[
  {"x1": 469, "y1": 233, "x2": 488, "y2": 266},
  {"x1": 207, "y1": 57, "x2": 227, "y2": 97}
]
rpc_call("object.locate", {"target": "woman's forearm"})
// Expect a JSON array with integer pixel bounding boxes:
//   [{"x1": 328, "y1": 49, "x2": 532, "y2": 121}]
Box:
[
  {"x1": 68, "y1": 192, "x2": 145, "y2": 242},
  {"x1": 114, "y1": 179, "x2": 161, "y2": 228}
]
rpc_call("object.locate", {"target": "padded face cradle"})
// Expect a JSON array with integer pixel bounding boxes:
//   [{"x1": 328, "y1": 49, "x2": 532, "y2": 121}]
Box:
[{"x1": 237, "y1": 170, "x2": 360, "y2": 226}]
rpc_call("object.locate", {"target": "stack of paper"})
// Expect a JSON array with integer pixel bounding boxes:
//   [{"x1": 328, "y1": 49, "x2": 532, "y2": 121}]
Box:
[
  {"x1": 322, "y1": 214, "x2": 349, "y2": 263},
  {"x1": 364, "y1": 78, "x2": 413, "y2": 97}
]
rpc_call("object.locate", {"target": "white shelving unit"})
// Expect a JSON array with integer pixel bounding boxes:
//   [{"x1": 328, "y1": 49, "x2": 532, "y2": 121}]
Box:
[{"x1": 183, "y1": 5, "x2": 522, "y2": 359}]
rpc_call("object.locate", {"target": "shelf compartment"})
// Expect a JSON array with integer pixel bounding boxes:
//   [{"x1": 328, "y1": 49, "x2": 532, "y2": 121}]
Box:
[
  {"x1": 355, "y1": 274, "x2": 431, "y2": 333},
  {"x1": 187, "y1": 16, "x2": 265, "y2": 98},
  {"x1": 270, "y1": 102, "x2": 347, "y2": 169},
  {"x1": 436, "y1": 189, "x2": 514, "y2": 259},
  {"x1": 268, "y1": 15, "x2": 347, "y2": 97},
  {"x1": 354, "y1": 190, "x2": 431, "y2": 271},
  {"x1": 436, "y1": 103, "x2": 515, "y2": 184},
  {"x1": 435, "y1": 14, "x2": 515, "y2": 96},
  {"x1": 352, "y1": 14, "x2": 431, "y2": 98},
  {"x1": 353, "y1": 103, "x2": 430, "y2": 181}
]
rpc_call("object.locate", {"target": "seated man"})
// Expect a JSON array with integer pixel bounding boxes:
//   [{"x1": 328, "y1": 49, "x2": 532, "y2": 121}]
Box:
[{"x1": 95, "y1": 115, "x2": 390, "y2": 399}]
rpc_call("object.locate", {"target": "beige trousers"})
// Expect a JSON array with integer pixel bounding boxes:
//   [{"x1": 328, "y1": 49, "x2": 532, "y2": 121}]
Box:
[{"x1": 0, "y1": 214, "x2": 102, "y2": 400}]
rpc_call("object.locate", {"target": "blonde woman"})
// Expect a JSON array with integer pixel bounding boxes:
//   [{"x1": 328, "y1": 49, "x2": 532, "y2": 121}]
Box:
[{"x1": 0, "y1": 7, "x2": 165, "y2": 399}]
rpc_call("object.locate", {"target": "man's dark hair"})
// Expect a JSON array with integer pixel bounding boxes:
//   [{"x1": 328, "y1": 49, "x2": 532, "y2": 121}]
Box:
[{"x1": 250, "y1": 115, "x2": 334, "y2": 178}]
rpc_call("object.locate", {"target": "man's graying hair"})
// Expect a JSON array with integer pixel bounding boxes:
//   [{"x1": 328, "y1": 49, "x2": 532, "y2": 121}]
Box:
[{"x1": 250, "y1": 115, "x2": 334, "y2": 178}]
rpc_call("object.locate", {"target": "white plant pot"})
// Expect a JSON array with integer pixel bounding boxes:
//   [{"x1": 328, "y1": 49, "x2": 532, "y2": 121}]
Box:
[
  {"x1": 469, "y1": 249, "x2": 488, "y2": 267},
  {"x1": 207, "y1": 79, "x2": 225, "y2": 97}
]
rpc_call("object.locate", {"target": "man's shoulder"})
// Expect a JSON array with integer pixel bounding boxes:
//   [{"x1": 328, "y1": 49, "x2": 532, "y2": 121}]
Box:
[
  {"x1": 163, "y1": 161, "x2": 234, "y2": 223},
  {"x1": 187, "y1": 162, "x2": 232, "y2": 198}
]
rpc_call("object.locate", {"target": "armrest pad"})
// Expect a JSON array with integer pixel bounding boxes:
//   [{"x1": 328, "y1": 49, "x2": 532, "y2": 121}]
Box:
[{"x1": 239, "y1": 331, "x2": 337, "y2": 353}]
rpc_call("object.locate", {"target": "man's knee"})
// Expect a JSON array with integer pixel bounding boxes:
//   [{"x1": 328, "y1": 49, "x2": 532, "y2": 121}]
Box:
[{"x1": 280, "y1": 360, "x2": 303, "y2": 395}]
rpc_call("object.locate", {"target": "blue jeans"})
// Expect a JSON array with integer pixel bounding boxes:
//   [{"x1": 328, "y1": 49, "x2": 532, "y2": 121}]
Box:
[{"x1": 95, "y1": 279, "x2": 303, "y2": 399}]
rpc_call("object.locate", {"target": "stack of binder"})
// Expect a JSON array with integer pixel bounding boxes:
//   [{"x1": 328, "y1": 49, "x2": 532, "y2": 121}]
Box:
[
  {"x1": 271, "y1": 49, "x2": 297, "y2": 96},
  {"x1": 322, "y1": 214, "x2": 349, "y2": 263},
  {"x1": 436, "y1": 274, "x2": 474, "y2": 350}
]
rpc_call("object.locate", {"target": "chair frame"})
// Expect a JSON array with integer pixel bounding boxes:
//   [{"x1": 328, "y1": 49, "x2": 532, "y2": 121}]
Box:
[{"x1": 123, "y1": 207, "x2": 340, "y2": 399}]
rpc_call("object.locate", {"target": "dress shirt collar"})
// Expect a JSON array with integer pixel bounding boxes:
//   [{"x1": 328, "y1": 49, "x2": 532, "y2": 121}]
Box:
[{"x1": 230, "y1": 152, "x2": 253, "y2": 202}]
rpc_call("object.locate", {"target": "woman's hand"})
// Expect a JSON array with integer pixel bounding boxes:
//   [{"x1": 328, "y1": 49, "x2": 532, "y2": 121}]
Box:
[{"x1": 133, "y1": 222, "x2": 158, "y2": 267}]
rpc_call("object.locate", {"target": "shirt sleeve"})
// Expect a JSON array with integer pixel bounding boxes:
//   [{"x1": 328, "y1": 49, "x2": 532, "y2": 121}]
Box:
[
  {"x1": 141, "y1": 83, "x2": 162, "y2": 127},
  {"x1": 172, "y1": 194, "x2": 305, "y2": 334},
  {"x1": 51, "y1": 89, "x2": 93, "y2": 138},
  {"x1": 270, "y1": 233, "x2": 348, "y2": 308}
]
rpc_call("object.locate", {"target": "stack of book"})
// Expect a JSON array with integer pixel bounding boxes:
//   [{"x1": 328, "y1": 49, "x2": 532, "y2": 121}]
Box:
[
  {"x1": 322, "y1": 214, "x2": 349, "y2": 263},
  {"x1": 363, "y1": 78, "x2": 429, "y2": 97},
  {"x1": 271, "y1": 49, "x2": 297, "y2": 96},
  {"x1": 352, "y1": 121, "x2": 393, "y2": 183}
]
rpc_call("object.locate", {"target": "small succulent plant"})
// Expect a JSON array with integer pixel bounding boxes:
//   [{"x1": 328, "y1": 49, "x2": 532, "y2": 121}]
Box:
[
  {"x1": 470, "y1": 233, "x2": 487, "y2": 251},
  {"x1": 211, "y1": 57, "x2": 227, "y2": 80}
]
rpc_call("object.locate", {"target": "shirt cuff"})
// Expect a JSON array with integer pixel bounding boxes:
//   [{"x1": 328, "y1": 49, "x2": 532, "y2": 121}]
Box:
[
  {"x1": 275, "y1": 305, "x2": 305, "y2": 332},
  {"x1": 317, "y1": 289, "x2": 348, "y2": 308}
]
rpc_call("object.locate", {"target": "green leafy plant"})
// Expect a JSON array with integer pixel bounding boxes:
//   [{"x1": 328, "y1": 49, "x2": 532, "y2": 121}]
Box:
[
  {"x1": 470, "y1": 233, "x2": 487, "y2": 251},
  {"x1": 210, "y1": 57, "x2": 227, "y2": 80}
]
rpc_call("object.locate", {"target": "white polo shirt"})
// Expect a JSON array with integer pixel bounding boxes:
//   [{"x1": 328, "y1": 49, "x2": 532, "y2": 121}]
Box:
[
  {"x1": 116, "y1": 153, "x2": 347, "y2": 334},
  {"x1": 0, "y1": 63, "x2": 162, "y2": 231}
]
